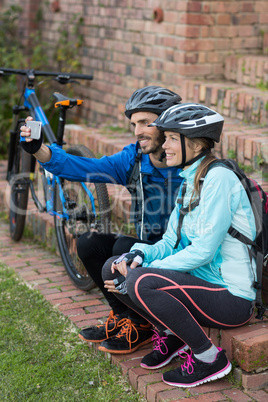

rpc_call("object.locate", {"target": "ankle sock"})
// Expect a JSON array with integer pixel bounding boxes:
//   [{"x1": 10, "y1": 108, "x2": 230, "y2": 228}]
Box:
[
  {"x1": 194, "y1": 344, "x2": 218, "y2": 363},
  {"x1": 164, "y1": 329, "x2": 174, "y2": 336}
]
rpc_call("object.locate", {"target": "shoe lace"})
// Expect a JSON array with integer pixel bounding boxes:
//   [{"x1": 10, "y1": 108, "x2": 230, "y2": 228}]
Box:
[
  {"x1": 103, "y1": 311, "x2": 125, "y2": 338},
  {"x1": 151, "y1": 330, "x2": 168, "y2": 355},
  {"x1": 114, "y1": 318, "x2": 139, "y2": 348},
  {"x1": 179, "y1": 349, "x2": 195, "y2": 375}
]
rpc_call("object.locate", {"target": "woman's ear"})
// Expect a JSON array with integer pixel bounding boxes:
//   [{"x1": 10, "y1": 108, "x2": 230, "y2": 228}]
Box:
[{"x1": 193, "y1": 143, "x2": 203, "y2": 154}]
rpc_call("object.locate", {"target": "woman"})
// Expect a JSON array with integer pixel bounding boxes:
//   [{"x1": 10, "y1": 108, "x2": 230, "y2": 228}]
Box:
[{"x1": 102, "y1": 103, "x2": 256, "y2": 388}]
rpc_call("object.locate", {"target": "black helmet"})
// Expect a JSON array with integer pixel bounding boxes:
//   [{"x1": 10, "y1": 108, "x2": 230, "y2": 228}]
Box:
[
  {"x1": 150, "y1": 103, "x2": 224, "y2": 143},
  {"x1": 125, "y1": 86, "x2": 182, "y2": 119}
]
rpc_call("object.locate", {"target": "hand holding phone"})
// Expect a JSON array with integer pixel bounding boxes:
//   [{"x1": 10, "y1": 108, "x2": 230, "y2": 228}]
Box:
[
  {"x1": 26, "y1": 120, "x2": 42, "y2": 140},
  {"x1": 20, "y1": 119, "x2": 43, "y2": 154}
]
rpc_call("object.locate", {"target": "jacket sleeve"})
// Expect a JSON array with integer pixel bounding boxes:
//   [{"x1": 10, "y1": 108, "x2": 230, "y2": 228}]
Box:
[
  {"x1": 130, "y1": 206, "x2": 184, "y2": 262},
  {"x1": 39, "y1": 143, "x2": 137, "y2": 185}
]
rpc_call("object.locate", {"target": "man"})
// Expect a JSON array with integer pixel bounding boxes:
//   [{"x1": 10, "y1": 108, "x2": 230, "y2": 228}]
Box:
[{"x1": 20, "y1": 86, "x2": 184, "y2": 364}]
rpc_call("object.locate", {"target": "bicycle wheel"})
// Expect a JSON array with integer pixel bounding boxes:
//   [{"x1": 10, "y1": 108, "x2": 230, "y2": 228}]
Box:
[
  {"x1": 9, "y1": 126, "x2": 31, "y2": 241},
  {"x1": 54, "y1": 144, "x2": 111, "y2": 290}
]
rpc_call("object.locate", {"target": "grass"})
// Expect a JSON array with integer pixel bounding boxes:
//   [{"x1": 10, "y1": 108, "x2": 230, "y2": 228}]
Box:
[{"x1": 0, "y1": 263, "x2": 144, "y2": 402}]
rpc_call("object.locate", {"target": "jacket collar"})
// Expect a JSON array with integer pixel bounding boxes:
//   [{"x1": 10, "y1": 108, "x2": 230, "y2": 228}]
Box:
[{"x1": 179, "y1": 157, "x2": 205, "y2": 182}]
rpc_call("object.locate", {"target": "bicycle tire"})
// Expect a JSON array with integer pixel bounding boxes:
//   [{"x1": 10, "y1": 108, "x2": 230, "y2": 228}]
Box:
[
  {"x1": 54, "y1": 144, "x2": 111, "y2": 290},
  {"x1": 9, "y1": 124, "x2": 31, "y2": 241}
]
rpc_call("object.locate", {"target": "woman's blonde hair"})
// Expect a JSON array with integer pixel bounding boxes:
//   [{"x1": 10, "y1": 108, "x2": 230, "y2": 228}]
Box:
[{"x1": 187, "y1": 137, "x2": 217, "y2": 203}]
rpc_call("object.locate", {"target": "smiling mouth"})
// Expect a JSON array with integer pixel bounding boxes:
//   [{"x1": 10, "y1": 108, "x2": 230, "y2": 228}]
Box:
[
  {"x1": 139, "y1": 138, "x2": 150, "y2": 145},
  {"x1": 165, "y1": 153, "x2": 175, "y2": 157}
]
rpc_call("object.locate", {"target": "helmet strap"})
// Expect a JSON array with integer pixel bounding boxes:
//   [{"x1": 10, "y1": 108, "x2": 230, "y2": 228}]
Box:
[
  {"x1": 176, "y1": 134, "x2": 211, "y2": 168},
  {"x1": 180, "y1": 134, "x2": 186, "y2": 167},
  {"x1": 184, "y1": 148, "x2": 210, "y2": 167}
]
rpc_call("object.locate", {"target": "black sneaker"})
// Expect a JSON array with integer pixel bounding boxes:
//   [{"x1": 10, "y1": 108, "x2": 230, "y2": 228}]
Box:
[
  {"x1": 162, "y1": 348, "x2": 232, "y2": 388},
  {"x1": 98, "y1": 318, "x2": 153, "y2": 354},
  {"x1": 78, "y1": 311, "x2": 127, "y2": 343},
  {"x1": 141, "y1": 330, "x2": 188, "y2": 370}
]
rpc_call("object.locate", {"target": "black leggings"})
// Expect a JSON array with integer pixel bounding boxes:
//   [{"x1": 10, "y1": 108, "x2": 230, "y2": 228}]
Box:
[
  {"x1": 102, "y1": 258, "x2": 254, "y2": 354},
  {"x1": 76, "y1": 232, "x2": 151, "y2": 317}
]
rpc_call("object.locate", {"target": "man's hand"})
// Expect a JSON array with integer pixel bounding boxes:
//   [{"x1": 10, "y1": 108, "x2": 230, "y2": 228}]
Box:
[
  {"x1": 20, "y1": 117, "x2": 52, "y2": 162},
  {"x1": 20, "y1": 117, "x2": 43, "y2": 154}
]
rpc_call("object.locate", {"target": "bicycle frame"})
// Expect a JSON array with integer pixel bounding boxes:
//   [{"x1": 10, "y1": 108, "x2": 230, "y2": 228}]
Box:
[
  {"x1": 3, "y1": 68, "x2": 96, "y2": 221},
  {"x1": 35, "y1": 165, "x2": 96, "y2": 220},
  {"x1": 2, "y1": 68, "x2": 112, "y2": 290}
]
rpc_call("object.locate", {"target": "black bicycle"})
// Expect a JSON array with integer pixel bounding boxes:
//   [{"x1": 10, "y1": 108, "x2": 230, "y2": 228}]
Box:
[{"x1": 1, "y1": 67, "x2": 111, "y2": 290}]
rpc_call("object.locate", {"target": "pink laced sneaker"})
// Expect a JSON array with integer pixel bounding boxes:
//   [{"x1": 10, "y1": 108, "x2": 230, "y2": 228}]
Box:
[{"x1": 141, "y1": 329, "x2": 188, "y2": 370}]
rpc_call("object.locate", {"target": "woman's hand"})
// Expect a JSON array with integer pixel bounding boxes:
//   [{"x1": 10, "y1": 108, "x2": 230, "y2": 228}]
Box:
[
  {"x1": 111, "y1": 250, "x2": 144, "y2": 276},
  {"x1": 104, "y1": 279, "x2": 120, "y2": 293}
]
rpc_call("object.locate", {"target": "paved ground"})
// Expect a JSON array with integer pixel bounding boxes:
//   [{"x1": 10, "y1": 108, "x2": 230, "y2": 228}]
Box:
[{"x1": 0, "y1": 220, "x2": 268, "y2": 402}]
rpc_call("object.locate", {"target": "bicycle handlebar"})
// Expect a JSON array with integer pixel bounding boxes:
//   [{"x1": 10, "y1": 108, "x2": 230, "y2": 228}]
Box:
[{"x1": 0, "y1": 67, "x2": 93, "y2": 80}]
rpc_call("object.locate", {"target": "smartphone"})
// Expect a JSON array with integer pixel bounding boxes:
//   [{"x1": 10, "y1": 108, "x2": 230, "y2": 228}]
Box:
[{"x1": 26, "y1": 120, "x2": 42, "y2": 140}]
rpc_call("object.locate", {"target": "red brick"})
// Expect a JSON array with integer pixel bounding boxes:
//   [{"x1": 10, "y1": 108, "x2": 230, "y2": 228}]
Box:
[
  {"x1": 61, "y1": 308, "x2": 86, "y2": 316},
  {"x1": 59, "y1": 285, "x2": 84, "y2": 292},
  {"x1": 38, "y1": 267, "x2": 65, "y2": 274},
  {"x1": 217, "y1": 14, "x2": 231, "y2": 25},
  {"x1": 118, "y1": 358, "x2": 142, "y2": 376},
  {"x1": 232, "y1": 327, "x2": 268, "y2": 372},
  {"x1": 186, "y1": 14, "x2": 214, "y2": 25},
  {"x1": 81, "y1": 311, "x2": 110, "y2": 320},
  {"x1": 57, "y1": 300, "x2": 103, "y2": 311},
  {"x1": 75, "y1": 319, "x2": 100, "y2": 328},
  {"x1": 242, "y1": 370, "x2": 268, "y2": 390},
  {"x1": 182, "y1": 392, "x2": 228, "y2": 401},
  {"x1": 190, "y1": 379, "x2": 233, "y2": 395},
  {"x1": 146, "y1": 381, "x2": 174, "y2": 402},
  {"x1": 45, "y1": 290, "x2": 86, "y2": 300},
  {"x1": 246, "y1": 389, "x2": 268, "y2": 400},
  {"x1": 40, "y1": 288, "x2": 61, "y2": 295},
  {"x1": 22, "y1": 273, "x2": 67, "y2": 281},
  {"x1": 210, "y1": 328, "x2": 221, "y2": 347},
  {"x1": 31, "y1": 279, "x2": 50, "y2": 286},
  {"x1": 223, "y1": 388, "x2": 252, "y2": 401},
  {"x1": 70, "y1": 313, "x2": 95, "y2": 322},
  {"x1": 138, "y1": 372, "x2": 163, "y2": 396},
  {"x1": 221, "y1": 325, "x2": 254, "y2": 361},
  {"x1": 158, "y1": 388, "x2": 188, "y2": 401},
  {"x1": 128, "y1": 367, "x2": 150, "y2": 389},
  {"x1": 50, "y1": 298, "x2": 72, "y2": 305}
]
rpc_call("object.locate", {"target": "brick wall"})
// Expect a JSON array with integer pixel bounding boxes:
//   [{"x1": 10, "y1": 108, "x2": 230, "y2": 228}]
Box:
[{"x1": 1, "y1": 0, "x2": 268, "y2": 125}]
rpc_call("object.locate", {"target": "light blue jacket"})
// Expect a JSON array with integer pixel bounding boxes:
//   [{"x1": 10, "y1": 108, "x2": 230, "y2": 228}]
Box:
[{"x1": 131, "y1": 158, "x2": 257, "y2": 301}]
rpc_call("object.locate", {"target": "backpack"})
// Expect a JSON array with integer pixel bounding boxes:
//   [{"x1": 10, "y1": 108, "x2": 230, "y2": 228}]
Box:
[{"x1": 175, "y1": 159, "x2": 268, "y2": 320}]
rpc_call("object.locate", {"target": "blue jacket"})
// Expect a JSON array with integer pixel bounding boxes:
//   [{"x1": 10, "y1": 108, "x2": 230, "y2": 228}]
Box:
[
  {"x1": 40, "y1": 142, "x2": 183, "y2": 242},
  {"x1": 131, "y1": 158, "x2": 257, "y2": 301}
]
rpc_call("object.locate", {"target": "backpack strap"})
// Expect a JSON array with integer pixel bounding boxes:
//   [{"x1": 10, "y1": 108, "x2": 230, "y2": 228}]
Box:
[
  {"x1": 174, "y1": 181, "x2": 201, "y2": 249},
  {"x1": 127, "y1": 147, "x2": 145, "y2": 237},
  {"x1": 228, "y1": 226, "x2": 265, "y2": 319}
]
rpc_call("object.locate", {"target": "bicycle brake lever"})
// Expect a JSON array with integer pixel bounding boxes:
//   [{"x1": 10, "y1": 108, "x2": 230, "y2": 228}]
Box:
[
  {"x1": 54, "y1": 76, "x2": 70, "y2": 85},
  {"x1": 54, "y1": 76, "x2": 80, "y2": 85}
]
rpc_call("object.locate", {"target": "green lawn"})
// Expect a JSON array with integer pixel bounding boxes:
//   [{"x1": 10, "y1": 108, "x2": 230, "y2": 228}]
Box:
[{"x1": 0, "y1": 263, "x2": 145, "y2": 402}]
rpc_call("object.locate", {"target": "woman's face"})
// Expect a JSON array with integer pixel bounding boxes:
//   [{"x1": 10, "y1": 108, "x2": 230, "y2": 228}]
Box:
[{"x1": 162, "y1": 132, "x2": 200, "y2": 167}]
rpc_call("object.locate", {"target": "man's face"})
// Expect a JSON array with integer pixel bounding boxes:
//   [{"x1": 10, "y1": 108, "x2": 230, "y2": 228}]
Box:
[{"x1": 130, "y1": 111, "x2": 164, "y2": 155}]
